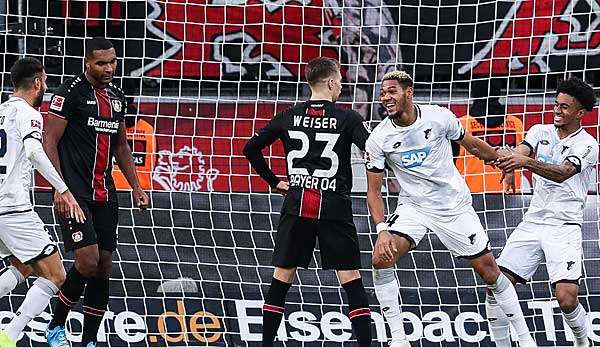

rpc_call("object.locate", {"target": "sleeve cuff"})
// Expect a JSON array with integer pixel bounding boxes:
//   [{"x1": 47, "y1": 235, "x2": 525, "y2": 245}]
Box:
[
  {"x1": 565, "y1": 156, "x2": 582, "y2": 173},
  {"x1": 55, "y1": 183, "x2": 69, "y2": 194},
  {"x1": 521, "y1": 140, "x2": 534, "y2": 156},
  {"x1": 453, "y1": 128, "x2": 465, "y2": 141},
  {"x1": 267, "y1": 176, "x2": 280, "y2": 188},
  {"x1": 366, "y1": 166, "x2": 384, "y2": 173}
]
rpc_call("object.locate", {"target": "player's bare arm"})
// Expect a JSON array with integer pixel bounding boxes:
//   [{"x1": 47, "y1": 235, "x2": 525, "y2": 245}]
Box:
[
  {"x1": 457, "y1": 133, "x2": 499, "y2": 162},
  {"x1": 114, "y1": 122, "x2": 149, "y2": 208},
  {"x1": 367, "y1": 170, "x2": 398, "y2": 263},
  {"x1": 497, "y1": 153, "x2": 578, "y2": 183}
]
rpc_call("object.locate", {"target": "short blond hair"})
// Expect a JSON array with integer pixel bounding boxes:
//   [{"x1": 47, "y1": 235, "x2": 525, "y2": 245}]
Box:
[{"x1": 382, "y1": 70, "x2": 413, "y2": 88}]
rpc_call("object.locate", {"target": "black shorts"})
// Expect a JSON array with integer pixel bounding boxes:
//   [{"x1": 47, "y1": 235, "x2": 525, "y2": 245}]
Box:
[
  {"x1": 58, "y1": 199, "x2": 119, "y2": 252},
  {"x1": 272, "y1": 214, "x2": 361, "y2": 270}
]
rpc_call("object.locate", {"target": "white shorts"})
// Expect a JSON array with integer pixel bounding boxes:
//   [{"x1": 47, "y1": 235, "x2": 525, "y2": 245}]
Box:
[
  {"x1": 386, "y1": 204, "x2": 490, "y2": 258},
  {"x1": 0, "y1": 210, "x2": 57, "y2": 264},
  {"x1": 497, "y1": 221, "x2": 582, "y2": 285}
]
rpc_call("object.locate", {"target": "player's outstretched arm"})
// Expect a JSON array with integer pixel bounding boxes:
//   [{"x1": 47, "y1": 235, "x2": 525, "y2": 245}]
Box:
[
  {"x1": 457, "y1": 133, "x2": 499, "y2": 162},
  {"x1": 114, "y1": 122, "x2": 149, "y2": 209}
]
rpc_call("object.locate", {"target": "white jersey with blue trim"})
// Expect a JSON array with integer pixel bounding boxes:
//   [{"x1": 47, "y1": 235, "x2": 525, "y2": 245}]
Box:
[
  {"x1": 522, "y1": 124, "x2": 598, "y2": 225},
  {"x1": 365, "y1": 104, "x2": 472, "y2": 214},
  {"x1": 0, "y1": 97, "x2": 44, "y2": 213}
]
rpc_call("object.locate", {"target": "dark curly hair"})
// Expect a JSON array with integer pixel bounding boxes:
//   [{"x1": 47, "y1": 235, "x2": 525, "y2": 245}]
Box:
[{"x1": 557, "y1": 77, "x2": 597, "y2": 112}]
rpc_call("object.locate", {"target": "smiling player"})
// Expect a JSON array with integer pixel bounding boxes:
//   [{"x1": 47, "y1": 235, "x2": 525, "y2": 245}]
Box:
[{"x1": 365, "y1": 71, "x2": 536, "y2": 347}]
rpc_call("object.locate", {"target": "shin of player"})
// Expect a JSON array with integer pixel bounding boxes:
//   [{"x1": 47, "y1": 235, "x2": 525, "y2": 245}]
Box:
[
  {"x1": 244, "y1": 57, "x2": 372, "y2": 346},
  {"x1": 491, "y1": 77, "x2": 598, "y2": 347},
  {"x1": 0, "y1": 58, "x2": 86, "y2": 347},
  {"x1": 43, "y1": 38, "x2": 149, "y2": 347},
  {"x1": 366, "y1": 71, "x2": 536, "y2": 347}
]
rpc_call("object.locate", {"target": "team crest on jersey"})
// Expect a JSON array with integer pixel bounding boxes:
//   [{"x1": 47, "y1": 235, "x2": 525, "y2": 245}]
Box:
[
  {"x1": 50, "y1": 96, "x2": 65, "y2": 111},
  {"x1": 424, "y1": 128, "x2": 432, "y2": 139},
  {"x1": 72, "y1": 231, "x2": 83, "y2": 242},
  {"x1": 30, "y1": 119, "x2": 41, "y2": 129},
  {"x1": 111, "y1": 100, "x2": 122, "y2": 113}
]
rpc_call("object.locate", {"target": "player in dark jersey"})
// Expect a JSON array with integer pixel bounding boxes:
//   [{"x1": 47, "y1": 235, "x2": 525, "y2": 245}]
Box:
[
  {"x1": 43, "y1": 37, "x2": 149, "y2": 347},
  {"x1": 243, "y1": 57, "x2": 372, "y2": 346}
]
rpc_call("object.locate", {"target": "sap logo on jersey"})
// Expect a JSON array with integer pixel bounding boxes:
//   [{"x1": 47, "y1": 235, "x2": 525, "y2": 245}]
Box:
[
  {"x1": 400, "y1": 147, "x2": 431, "y2": 168},
  {"x1": 537, "y1": 154, "x2": 559, "y2": 165}
]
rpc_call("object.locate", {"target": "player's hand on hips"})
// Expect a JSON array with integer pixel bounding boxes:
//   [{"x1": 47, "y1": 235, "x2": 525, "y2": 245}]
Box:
[
  {"x1": 274, "y1": 181, "x2": 289, "y2": 195},
  {"x1": 133, "y1": 187, "x2": 149, "y2": 210},
  {"x1": 56, "y1": 190, "x2": 86, "y2": 224},
  {"x1": 375, "y1": 230, "x2": 398, "y2": 263}
]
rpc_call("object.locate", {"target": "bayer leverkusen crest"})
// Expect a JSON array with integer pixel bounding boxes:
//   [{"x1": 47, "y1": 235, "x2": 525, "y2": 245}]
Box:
[{"x1": 111, "y1": 100, "x2": 122, "y2": 113}]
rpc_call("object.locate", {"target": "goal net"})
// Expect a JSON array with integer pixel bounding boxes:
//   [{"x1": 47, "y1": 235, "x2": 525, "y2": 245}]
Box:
[{"x1": 0, "y1": 0, "x2": 599, "y2": 346}]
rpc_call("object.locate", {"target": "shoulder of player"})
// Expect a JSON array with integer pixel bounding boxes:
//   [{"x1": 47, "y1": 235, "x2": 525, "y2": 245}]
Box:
[
  {"x1": 54, "y1": 75, "x2": 85, "y2": 97},
  {"x1": 107, "y1": 82, "x2": 126, "y2": 100},
  {"x1": 369, "y1": 117, "x2": 393, "y2": 137},
  {"x1": 334, "y1": 106, "x2": 364, "y2": 124},
  {"x1": 418, "y1": 104, "x2": 456, "y2": 122},
  {"x1": 527, "y1": 123, "x2": 552, "y2": 135},
  {"x1": 575, "y1": 128, "x2": 598, "y2": 146}
]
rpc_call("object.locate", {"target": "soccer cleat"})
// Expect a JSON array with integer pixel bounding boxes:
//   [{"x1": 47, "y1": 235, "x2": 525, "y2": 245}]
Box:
[
  {"x1": 0, "y1": 331, "x2": 16, "y2": 347},
  {"x1": 46, "y1": 325, "x2": 70, "y2": 347},
  {"x1": 85, "y1": 342, "x2": 97, "y2": 347},
  {"x1": 388, "y1": 339, "x2": 411, "y2": 347}
]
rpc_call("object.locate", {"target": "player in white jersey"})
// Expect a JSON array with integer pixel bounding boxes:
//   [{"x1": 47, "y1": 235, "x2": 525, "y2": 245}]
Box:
[
  {"x1": 491, "y1": 77, "x2": 597, "y2": 347},
  {"x1": 0, "y1": 58, "x2": 85, "y2": 347},
  {"x1": 365, "y1": 71, "x2": 536, "y2": 347}
]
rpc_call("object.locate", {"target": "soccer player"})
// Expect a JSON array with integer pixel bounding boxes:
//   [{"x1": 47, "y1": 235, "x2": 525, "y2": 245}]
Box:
[
  {"x1": 0, "y1": 57, "x2": 85, "y2": 347},
  {"x1": 490, "y1": 77, "x2": 597, "y2": 347},
  {"x1": 43, "y1": 37, "x2": 149, "y2": 347},
  {"x1": 243, "y1": 57, "x2": 372, "y2": 346},
  {"x1": 365, "y1": 71, "x2": 536, "y2": 347}
]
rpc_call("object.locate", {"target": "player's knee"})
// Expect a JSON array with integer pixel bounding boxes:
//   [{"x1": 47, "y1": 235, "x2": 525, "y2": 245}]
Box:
[
  {"x1": 47, "y1": 270, "x2": 66, "y2": 288},
  {"x1": 36, "y1": 265, "x2": 66, "y2": 287},
  {"x1": 481, "y1": 271, "x2": 501, "y2": 285},
  {"x1": 556, "y1": 288, "x2": 579, "y2": 313},
  {"x1": 75, "y1": 257, "x2": 101, "y2": 278}
]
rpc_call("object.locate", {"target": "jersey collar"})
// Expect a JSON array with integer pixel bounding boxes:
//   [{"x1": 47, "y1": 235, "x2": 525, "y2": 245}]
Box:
[
  {"x1": 554, "y1": 126, "x2": 583, "y2": 143},
  {"x1": 390, "y1": 104, "x2": 421, "y2": 130}
]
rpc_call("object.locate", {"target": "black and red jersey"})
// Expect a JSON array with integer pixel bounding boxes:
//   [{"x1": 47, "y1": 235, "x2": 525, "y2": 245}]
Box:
[
  {"x1": 48, "y1": 74, "x2": 126, "y2": 203},
  {"x1": 244, "y1": 100, "x2": 369, "y2": 221}
]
